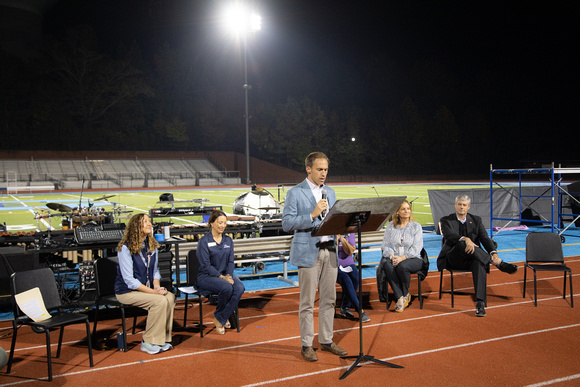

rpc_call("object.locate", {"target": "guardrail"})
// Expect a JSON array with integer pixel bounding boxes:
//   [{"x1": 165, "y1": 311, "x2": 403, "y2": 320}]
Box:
[{"x1": 174, "y1": 230, "x2": 385, "y2": 286}]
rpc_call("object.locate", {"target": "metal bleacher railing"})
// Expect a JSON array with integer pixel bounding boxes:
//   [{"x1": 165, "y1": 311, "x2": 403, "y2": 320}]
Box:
[
  {"x1": 172, "y1": 230, "x2": 386, "y2": 287},
  {"x1": 1, "y1": 158, "x2": 241, "y2": 190}
]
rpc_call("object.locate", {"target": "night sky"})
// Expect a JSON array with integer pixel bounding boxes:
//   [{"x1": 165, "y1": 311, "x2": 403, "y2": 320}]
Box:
[
  {"x1": 4, "y1": 0, "x2": 579, "y2": 172},
  {"x1": 43, "y1": 1, "x2": 577, "y2": 99}
]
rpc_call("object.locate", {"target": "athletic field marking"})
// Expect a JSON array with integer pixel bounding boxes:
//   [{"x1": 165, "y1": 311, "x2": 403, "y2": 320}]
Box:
[
  {"x1": 9, "y1": 195, "x2": 52, "y2": 230},
  {"x1": 241, "y1": 322, "x2": 580, "y2": 386},
  {"x1": 2, "y1": 293, "x2": 578, "y2": 386},
  {"x1": 524, "y1": 374, "x2": 580, "y2": 387}
]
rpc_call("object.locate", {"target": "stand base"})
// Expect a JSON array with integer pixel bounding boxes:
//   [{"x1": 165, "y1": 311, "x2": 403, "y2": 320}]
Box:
[
  {"x1": 340, "y1": 353, "x2": 403, "y2": 380},
  {"x1": 277, "y1": 260, "x2": 299, "y2": 286},
  {"x1": 276, "y1": 275, "x2": 299, "y2": 286}
]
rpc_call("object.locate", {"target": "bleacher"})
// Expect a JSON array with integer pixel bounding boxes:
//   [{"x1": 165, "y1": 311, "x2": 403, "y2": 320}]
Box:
[{"x1": 0, "y1": 158, "x2": 241, "y2": 191}]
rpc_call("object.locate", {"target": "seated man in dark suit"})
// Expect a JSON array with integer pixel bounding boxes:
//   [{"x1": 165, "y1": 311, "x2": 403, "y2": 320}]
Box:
[{"x1": 437, "y1": 194, "x2": 518, "y2": 317}]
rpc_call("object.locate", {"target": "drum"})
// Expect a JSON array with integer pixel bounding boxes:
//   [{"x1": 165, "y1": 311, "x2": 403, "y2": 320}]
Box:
[
  {"x1": 104, "y1": 213, "x2": 115, "y2": 224},
  {"x1": 91, "y1": 207, "x2": 105, "y2": 216},
  {"x1": 88, "y1": 207, "x2": 105, "y2": 222},
  {"x1": 72, "y1": 207, "x2": 89, "y2": 228},
  {"x1": 73, "y1": 206, "x2": 89, "y2": 215},
  {"x1": 61, "y1": 218, "x2": 72, "y2": 230}
]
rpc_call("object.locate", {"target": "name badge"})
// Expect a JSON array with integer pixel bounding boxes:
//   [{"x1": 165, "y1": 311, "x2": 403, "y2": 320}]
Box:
[{"x1": 208, "y1": 242, "x2": 216, "y2": 247}]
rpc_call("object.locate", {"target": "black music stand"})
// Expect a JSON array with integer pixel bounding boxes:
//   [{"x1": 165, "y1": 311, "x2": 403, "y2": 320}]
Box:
[{"x1": 313, "y1": 196, "x2": 406, "y2": 379}]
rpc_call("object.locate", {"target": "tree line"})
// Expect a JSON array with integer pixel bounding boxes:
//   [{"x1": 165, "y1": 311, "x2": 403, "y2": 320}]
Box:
[{"x1": 0, "y1": 23, "x2": 544, "y2": 176}]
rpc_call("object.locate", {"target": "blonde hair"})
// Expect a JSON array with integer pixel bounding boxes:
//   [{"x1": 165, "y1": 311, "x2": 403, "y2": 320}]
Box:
[
  {"x1": 392, "y1": 200, "x2": 414, "y2": 228},
  {"x1": 117, "y1": 213, "x2": 159, "y2": 254}
]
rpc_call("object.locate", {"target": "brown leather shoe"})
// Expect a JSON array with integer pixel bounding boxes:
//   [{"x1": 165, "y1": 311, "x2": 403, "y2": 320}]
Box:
[
  {"x1": 301, "y1": 346, "x2": 318, "y2": 362},
  {"x1": 320, "y1": 342, "x2": 347, "y2": 356}
]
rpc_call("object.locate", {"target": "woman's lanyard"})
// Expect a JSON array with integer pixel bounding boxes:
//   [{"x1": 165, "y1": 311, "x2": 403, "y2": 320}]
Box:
[
  {"x1": 398, "y1": 227, "x2": 406, "y2": 256},
  {"x1": 139, "y1": 249, "x2": 152, "y2": 287}
]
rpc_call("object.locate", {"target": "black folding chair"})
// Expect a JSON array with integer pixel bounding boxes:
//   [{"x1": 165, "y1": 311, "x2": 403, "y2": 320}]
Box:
[
  {"x1": 7, "y1": 268, "x2": 94, "y2": 381},
  {"x1": 438, "y1": 238, "x2": 494, "y2": 307},
  {"x1": 524, "y1": 232, "x2": 573, "y2": 307},
  {"x1": 183, "y1": 250, "x2": 240, "y2": 337},
  {"x1": 93, "y1": 257, "x2": 140, "y2": 351},
  {"x1": 384, "y1": 248, "x2": 430, "y2": 309}
]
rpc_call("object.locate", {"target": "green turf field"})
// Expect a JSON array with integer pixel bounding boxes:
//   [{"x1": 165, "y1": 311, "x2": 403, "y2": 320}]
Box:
[{"x1": 0, "y1": 183, "x2": 491, "y2": 232}]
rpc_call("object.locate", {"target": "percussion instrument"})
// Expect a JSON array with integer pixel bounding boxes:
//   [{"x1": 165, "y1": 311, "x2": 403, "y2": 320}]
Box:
[{"x1": 47, "y1": 203, "x2": 73, "y2": 212}]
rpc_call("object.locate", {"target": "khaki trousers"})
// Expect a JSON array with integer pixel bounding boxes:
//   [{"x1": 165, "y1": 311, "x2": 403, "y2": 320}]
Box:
[
  {"x1": 116, "y1": 291, "x2": 175, "y2": 346},
  {"x1": 297, "y1": 248, "x2": 337, "y2": 347}
]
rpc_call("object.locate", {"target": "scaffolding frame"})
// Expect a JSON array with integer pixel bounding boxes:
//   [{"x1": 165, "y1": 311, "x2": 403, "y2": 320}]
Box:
[{"x1": 490, "y1": 163, "x2": 580, "y2": 240}]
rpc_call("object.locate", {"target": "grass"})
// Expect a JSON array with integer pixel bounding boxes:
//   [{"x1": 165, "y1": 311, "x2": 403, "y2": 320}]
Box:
[{"x1": 0, "y1": 182, "x2": 493, "y2": 232}]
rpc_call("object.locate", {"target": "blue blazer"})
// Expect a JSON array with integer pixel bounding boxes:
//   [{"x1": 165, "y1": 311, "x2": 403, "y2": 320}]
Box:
[{"x1": 282, "y1": 179, "x2": 337, "y2": 267}]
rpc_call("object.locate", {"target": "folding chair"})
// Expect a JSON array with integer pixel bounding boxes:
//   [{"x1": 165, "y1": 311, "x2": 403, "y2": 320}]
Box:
[
  {"x1": 524, "y1": 232, "x2": 573, "y2": 307},
  {"x1": 7, "y1": 268, "x2": 94, "y2": 381},
  {"x1": 384, "y1": 248, "x2": 430, "y2": 309},
  {"x1": 183, "y1": 250, "x2": 240, "y2": 337},
  {"x1": 93, "y1": 257, "x2": 140, "y2": 351},
  {"x1": 438, "y1": 238, "x2": 494, "y2": 307}
]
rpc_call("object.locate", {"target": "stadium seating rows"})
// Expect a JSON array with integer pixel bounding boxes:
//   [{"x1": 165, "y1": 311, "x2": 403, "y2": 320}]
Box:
[{"x1": 0, "y1": 159, "x2": 241, "y2": 189}]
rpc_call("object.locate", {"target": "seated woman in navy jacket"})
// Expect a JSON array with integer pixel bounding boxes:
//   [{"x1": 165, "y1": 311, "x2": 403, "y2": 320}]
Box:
[{"x1": 196, "y1": 210, "x2": 245, "y2": 334}]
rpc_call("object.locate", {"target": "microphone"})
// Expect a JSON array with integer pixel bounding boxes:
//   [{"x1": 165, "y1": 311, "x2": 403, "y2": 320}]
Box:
[{"x1": 321, "y1": 188, "x2": 327, "y2": 217}]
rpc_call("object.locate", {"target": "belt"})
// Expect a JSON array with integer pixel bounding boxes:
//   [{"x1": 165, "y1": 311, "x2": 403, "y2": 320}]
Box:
[
  {"x1": 316, "y1": 241, "x2": 335, "y2": 250},
  {"x1": 296, "y1": 229, "x2": 313, "y2": 233}
]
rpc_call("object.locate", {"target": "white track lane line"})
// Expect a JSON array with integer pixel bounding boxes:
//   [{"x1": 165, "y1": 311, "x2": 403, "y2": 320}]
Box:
[
  {"x1": 242, "y1": 322, "x2": 580, "y2": 386},
  {"x1": 524, "y1": 374, "x2": 580, "y2": 387},
  {"x1": 2, "y1": 293, "x2": 578, "y2": 386}
]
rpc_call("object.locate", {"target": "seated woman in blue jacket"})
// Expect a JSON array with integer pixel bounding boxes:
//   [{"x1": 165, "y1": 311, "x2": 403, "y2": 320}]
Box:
[
  {"x1": 196, "y1": 210, "x2": 245, "y2": 334},
  {"x1": 115, "y1": 213, "x2": 175, "y2": 355}
]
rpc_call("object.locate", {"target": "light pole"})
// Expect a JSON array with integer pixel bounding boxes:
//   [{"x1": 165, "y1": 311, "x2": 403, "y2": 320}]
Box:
[
  {"x1": 243, "y1": 29, "x2": 251, "y2": 184},
  {"x1": 224, "y1": 3, "x2": 261, "y2": 184}
]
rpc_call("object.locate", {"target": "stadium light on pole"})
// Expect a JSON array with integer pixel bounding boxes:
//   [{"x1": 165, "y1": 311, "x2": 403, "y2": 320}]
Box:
[{"x1": 224, "y1": 3, "x2": 261, "y2": 184}]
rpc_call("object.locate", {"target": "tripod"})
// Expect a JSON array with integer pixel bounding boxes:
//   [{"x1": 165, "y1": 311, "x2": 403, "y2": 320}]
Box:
[
  {"x1": 339, "y1": 213, "x2": 403, "y2": 380},
  {"x1": 312, "y1": 197, "x2": 406, "y2": 379}
]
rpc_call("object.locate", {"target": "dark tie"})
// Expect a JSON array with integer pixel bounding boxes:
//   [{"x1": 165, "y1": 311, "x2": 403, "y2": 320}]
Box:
[{"x1": 458, "y1": 220, "x2": 467, "y2": 237}]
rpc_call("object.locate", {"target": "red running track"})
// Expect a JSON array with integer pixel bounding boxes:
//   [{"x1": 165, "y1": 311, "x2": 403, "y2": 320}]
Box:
[{"x1": 1, "y1": 258, "x2": 579, "y2": 386}]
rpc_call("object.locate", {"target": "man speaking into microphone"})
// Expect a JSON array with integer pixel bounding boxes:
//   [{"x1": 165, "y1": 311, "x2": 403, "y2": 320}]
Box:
[
  {"x1": 282, "y1": 151, "x2": 348, "y2": 362},
  {"x1": 321, "y1": 188, "x2": 327, "y2": 217}
]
